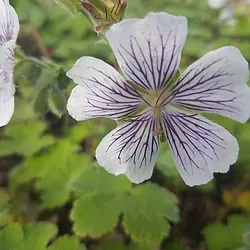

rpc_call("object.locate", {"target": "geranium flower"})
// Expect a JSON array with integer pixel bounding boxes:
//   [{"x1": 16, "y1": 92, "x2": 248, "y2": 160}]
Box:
[
  {"x1": 0, "y1": 0, "x2": 19, "y2": 127},
  {"x1": 67, "y1": 12, "x2": 250, "y2": 186}
]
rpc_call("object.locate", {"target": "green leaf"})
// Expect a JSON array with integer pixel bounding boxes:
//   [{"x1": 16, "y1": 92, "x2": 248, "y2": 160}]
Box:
[
  {"x1": 67, "y1": 120, "x2": 95, "y2": 144},
  {"x1": 0, "y1": 222, "x2": 85, "y2": 250},
  {"x1": 11, "y1": 139, "x2": 91, "y2": 208},
  {"x1": 203, "y1": 215, "x2": 250, "y2": 250},
  {"x1": 0, "y1": 120, "x2": 55, "y2": 157},
  {"x1": 32, "y1": 67, "x2": 62, "y2": 117},
  {"x1": 71, "y1": 167, "x2": 131, "y2": 237},
  {"x1": 34, "y1": 87, "x2": 50, "y2": 117},
  {"x1": 71, "y1": 192, "x2": 126, "y2": 237},
  {"x1": 48, "y1": 235, "x2": 86, "y2": 250},
  {"x1": 123, "y1": 183, "x2": 179, "y2": 246},
  {"x1": 11, "y1": 97, "x2": 36, "y2": 122},
  {"x1": 57, "y1": 68, "x2": 70, "y2": 90},
  {"x1": 0, "y1": 192, "x2": 10, "y2": 226},
  {"x1": 71, "y1": 166, "x2": 131, "y2": 196},
  {"x1": 33, "y1": 68, "x2": 59, "y2": 95},
  {"x1": 71, "y1": 169, "x2": 179, "y2": 245},
  {"x1": 49, "y1": 85, "x2": 67, "y2": 118},
  {"x1": 0, "y1": 222, "x2": 57, "y2": 250},
  {"x1": 156, "y1": 143, "x2": 178, "y2": 178}
]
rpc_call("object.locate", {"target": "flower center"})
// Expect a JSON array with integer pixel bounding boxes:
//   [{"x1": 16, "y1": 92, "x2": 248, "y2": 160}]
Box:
[{"x1": 142, "y1": 88, "x2": 171, "y2": 108}]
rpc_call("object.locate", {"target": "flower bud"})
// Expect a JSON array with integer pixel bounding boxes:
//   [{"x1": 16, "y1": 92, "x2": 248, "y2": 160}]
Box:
[{"x1": 81, "y1": 0, "x2": 128, "y2": 33}]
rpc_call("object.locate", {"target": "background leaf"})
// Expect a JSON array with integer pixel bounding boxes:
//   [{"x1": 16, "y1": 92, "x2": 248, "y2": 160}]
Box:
[
  {"x1": 0, "y1": 223, "x2": 85, "y2": 250},
  {"x1": 0, "y1": 121, "x2": 55, "y2": 157},
  {"x1": 203, "y1": 215, "x2": 250, "y2": 250},
  {"x1": 0, "y1": 192, "x2": 10, "y2": 226},
  {"x1": 10, "y1": 139, "x2": 91, "y2": 208}
]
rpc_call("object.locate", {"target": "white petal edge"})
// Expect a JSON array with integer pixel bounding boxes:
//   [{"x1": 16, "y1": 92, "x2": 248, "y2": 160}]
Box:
[
  {"x1": 0, "y1": 0, "x2": 20, "y2": 45},
  {"x1": 106, "y1": 12, "x2": 188, "y2": 91},
  {"x1": 0, "y1": 40, "x2": 15, "y2": 127},
  {"x1": 96, "y1": 111, "x2": 160, "y2": 183},
  {"x1": 161, "y1": 107, "x2": 239, "y2": 186},
  {"x1": 0, "y1": 40, "x2": 16, "y2": 97},
  {"x1": 66, "y1": 56, "x2": 141, "y2": 121},
  {"x1": 0, "y1": 95, "x2": 14, "y2": 127},
  {"x1": 169, "y1": 46, "x2": 250, "y2": 123},
  {"x1": 0, "y1": 40, "x2": 15, "y2": 81}
]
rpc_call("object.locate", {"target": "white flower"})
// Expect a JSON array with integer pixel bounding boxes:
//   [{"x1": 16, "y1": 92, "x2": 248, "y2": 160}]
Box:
[
  {"x1": 0, "y1": 0, "x2": 19, "y2": 127},
  {"x1": 66, "y1": 12, "x2": 250, "y2": 186}
]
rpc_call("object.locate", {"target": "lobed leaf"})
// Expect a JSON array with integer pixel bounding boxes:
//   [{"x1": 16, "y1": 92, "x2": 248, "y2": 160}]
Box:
[
  {"x1": 71, "y1": 167, "x2": 131, "y2": 236},
  {"x1": 10, "y1": 140, "x2": 91, "y2": 208},
  {"x1": 71, "y1": 168, "x2": 179, "y2": 246},
  {"x1": 0, "y1": 222, "x2": 85, "y2": 250},
  {"x1": 0, "y1": 121, "x2": 55, "y2": 157},
  {"x1": 123, "y1": 183, "x2": 179, "y2": 245}
]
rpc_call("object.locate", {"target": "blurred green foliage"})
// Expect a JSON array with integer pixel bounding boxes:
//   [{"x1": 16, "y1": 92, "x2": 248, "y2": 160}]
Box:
[
  {"x1": 0, "y1": 223, "x2": 85, "y2": 250},
  {"x1": 0, "y1": 0, "x2": 249, "y2": 249},
  {"x1": 203, "y1": 215, "x2": 250, "y2": 250}
]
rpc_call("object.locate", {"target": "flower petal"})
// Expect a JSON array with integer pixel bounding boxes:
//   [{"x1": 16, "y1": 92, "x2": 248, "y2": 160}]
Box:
[
  {"x1": 0, "y1": 40, "x2": 15, "y2": 127},
  {"x1": 161, "y1": 107, "x2": 239, "y2": 186},
  {"x1": 106, "y1": 12, "x2": 187, "y2": 91},
  {"x1": 0, "y1": 39, "x2": 15, "y2": 78},
  {"x1": 67, "y1": 57, "x2": 141, "y2": 121},
  {"x1": 168, "y1": 47, "x2": 250, "y2": 123},
  {"x1": 0, "y1": 96, "x2": 14, "y2": 127},
  {"x1": 96, "y1": 111, "x2": 160, "y2": 183},
  {"x1": 0, "y1": 0, "x2": 19, "y2": 45}
]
